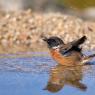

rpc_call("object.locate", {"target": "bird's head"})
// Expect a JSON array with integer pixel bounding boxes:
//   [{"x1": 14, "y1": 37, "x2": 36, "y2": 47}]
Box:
[{"x1": 42, "y1": 36, "x2": 64, "y2": 49}]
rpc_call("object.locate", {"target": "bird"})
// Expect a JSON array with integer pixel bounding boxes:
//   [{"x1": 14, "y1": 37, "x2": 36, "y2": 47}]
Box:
[{"x1": 43, "y1": 36, "x2": 95, "y2": 66}]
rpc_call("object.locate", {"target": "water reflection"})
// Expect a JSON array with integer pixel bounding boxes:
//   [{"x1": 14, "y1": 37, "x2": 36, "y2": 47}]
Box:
[
  {"x1": 44, "y1": 64, "x2": 95, "y2": 93},
  {"x1": 0, "y1": 53, "x2": 95, "y2": 94}
]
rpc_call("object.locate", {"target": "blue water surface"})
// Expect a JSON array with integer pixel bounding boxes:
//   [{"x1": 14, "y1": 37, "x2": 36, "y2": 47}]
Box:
[{"x1": 0, "y1": 52, "x2": 95, "y2": 95}]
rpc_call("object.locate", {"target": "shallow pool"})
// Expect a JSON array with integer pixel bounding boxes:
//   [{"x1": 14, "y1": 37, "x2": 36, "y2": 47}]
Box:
[{"x1": 0, "y1": 52, "x2": 95, "y2": 95}]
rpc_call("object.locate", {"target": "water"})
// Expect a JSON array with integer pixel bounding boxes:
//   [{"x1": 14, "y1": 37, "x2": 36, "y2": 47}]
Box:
[{"x1": 0, "y1": 52, "x2": 95, "y2": 95}]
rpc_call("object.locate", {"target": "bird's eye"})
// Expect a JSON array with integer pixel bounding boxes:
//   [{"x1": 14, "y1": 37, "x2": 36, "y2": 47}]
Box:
[{"x1": 64, "y1": 48, "x2": 67, "y2": 51}]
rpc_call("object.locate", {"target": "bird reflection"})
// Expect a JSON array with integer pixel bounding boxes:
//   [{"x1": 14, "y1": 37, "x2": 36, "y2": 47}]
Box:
[{"x1": 44, "y1": 64, "x2": 87, "y2": 93}]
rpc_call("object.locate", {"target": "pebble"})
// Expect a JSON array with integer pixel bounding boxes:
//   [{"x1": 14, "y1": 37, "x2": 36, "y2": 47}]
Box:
[{"x1": 0, "y1": 9, "x2": 95, "y2": 53}]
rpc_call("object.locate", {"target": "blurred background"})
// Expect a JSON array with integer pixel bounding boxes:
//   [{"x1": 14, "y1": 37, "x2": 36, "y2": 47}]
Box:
[
  {"x1": 0, "y1": 0, "x2": 95, "y2": 53},
  {"x1": 0, "y1": 0, "x2": 95, "y2": 19}
]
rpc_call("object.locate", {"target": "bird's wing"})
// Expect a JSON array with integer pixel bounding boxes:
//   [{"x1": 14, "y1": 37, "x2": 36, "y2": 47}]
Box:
[
  {"x1": 70, "y1": 36, "x2": 87, "y2": 47},
  {"x1": 60, "y1": 36, "x2": 87, "y2": 55}
]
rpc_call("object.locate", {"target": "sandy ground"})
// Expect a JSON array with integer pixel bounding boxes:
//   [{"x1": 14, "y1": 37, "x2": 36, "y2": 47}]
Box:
[{"x1": 0, "y1": 9, "x2": 95, "y2": 53}]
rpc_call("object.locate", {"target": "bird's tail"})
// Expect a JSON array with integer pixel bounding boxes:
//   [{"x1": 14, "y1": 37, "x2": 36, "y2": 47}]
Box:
[{"x1": 81, "y1": 54, "x2": 95, "y2": 64}]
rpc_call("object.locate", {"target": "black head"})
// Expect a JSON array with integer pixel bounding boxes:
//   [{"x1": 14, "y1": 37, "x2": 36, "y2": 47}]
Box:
[{"x1": 43, "y1": 36, "x2": 64, "y2": 48}]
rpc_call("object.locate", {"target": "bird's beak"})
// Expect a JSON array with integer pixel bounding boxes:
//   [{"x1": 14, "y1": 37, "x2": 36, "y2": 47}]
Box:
[
  {"x1": 43, "y1": 37, "x2": 48, "y2": 41},
  {"x1": 40, "y1": 34, "x2": 48, "y2": 42},
  {"x1": 42, "y1": 36, "x2": 48, "y2": 42}
]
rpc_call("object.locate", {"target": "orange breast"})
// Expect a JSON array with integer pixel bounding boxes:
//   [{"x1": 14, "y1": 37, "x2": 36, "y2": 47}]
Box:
[{"x1": 50, "y1": 50, "x2": 82, "y2": 66}]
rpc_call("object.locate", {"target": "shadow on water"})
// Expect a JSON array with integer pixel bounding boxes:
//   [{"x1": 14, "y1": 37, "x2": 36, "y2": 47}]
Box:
[{"x1": 0, "y1": 52, "x2": 95, "y2": 95}]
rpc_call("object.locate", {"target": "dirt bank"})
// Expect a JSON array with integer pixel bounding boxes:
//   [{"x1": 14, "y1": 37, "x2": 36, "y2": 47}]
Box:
[{"x1": 0, "y1": 9, "x2": 95, "y2": 53}]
